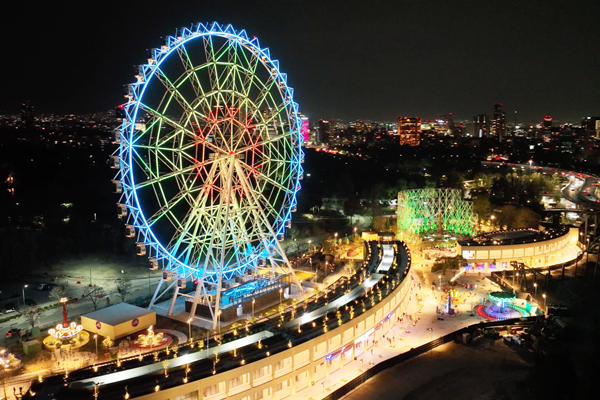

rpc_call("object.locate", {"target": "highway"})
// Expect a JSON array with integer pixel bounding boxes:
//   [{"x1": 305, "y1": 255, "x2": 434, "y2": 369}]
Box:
[{"x1": 482, "y1": 161, "x2": 600, "y2": 206}]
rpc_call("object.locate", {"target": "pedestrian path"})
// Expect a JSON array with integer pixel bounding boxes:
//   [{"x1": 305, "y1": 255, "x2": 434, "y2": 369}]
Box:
[{"x1": 295, "y1": 263, "x2": 497, "y2": 400}]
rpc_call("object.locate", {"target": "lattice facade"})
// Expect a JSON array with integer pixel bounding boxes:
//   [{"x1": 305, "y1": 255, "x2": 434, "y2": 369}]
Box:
[{"x1": 397, "y1": 189, "x2": 476, "y2": 238}]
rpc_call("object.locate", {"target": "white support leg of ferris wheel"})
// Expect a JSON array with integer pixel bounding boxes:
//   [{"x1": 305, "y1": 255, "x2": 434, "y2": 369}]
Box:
[
  {"x1": 148, "y1": 276, "x2": 164, "y2": 309},
  {"x1": 234, "y1": 159, "x2": 303, "y2": 295},
  {"x1": 188, "y1": 277, "x2": 204, "y2": 322},
  {"x1": 149, "y1": 276, "x2": 178, "y2": 310},
  {"x1": 168, "y1": 285, "x2": 181, "y2": 316}
]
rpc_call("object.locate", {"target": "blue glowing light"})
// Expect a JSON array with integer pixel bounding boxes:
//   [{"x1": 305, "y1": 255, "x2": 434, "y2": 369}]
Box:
[{"x1": 118, "y1": 22, "x2": 303, "y2": 283}]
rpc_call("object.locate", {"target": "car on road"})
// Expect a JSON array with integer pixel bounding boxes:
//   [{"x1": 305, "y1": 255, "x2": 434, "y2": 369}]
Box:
[
  {"x1": 24, "y1": 298, "x2": 37, "y2": 306},
  {"x1": 5, "y1": 328, "x2": 23, "y2": 338},
  {"x1": 36, "y1": 283, "x2": 55, "y2": 291},
  {"x1": 5, "y1": 303, "x2": 18, "y2": 313}
]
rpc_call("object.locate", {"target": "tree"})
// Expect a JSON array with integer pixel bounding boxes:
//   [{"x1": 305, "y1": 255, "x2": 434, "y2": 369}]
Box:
[
  {"x1": 515, "y1": 208, "x2": 540, "y2": 229},
  {"x1": 116, "y1": 278, "x2": 132, "y2": 302},
  {"x1": 432, "y1": 256, "x2": 465, "y2": 275},
  {"x1": 83, "y1": 284, "x2": 106, "y2": 310},
  {"x1": 472, "y1": 196, "x2": 492, "y2": 221},
  {"x1": 20, "y1": 307, "x2": 44, "y2": 331},
  {"x1": 473, "y1": 173, "x2": 492, "y2": 188},
  {"x1": 497, "y1": 205, "x2": 519, "y2": 229},
  {"x1": 49, "y1": 286, "x2": 67, "y2": 302},
  {"x1": 343, "y1": 198, "x2": 362, "y2": 217},
  {"x1": 497, "y1": 205, "x2": 539, "y2": 229},
  {"x1": 102, "y1": 337, "x2": 114, "y2": 351}
]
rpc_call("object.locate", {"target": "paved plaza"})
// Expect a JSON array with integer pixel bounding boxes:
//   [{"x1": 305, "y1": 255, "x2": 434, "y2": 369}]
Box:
[{"x1": 295, "y1": 257, "x2": 507, "y2": 400}]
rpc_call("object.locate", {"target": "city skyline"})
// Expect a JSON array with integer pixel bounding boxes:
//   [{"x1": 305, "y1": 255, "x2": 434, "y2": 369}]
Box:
[{"x1": 4, "y1": 1, "x2": 600, "y2": 122}]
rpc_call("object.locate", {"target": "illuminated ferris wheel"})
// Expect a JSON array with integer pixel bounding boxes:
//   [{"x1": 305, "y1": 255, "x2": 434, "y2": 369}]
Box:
[{"x1": 113, "y1": 22, "x2": 303, "y2": 328}]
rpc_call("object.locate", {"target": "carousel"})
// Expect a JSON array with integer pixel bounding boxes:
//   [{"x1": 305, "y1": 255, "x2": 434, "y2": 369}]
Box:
[
  {"x1": 43, "y1": 298, "x2": 89, "y2": 350},
  {"x1": 475, "y1": 291, "x2": 530, "y2": 321}
]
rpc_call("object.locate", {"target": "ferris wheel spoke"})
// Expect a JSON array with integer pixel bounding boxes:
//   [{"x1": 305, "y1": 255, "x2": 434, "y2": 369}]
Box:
[
  {"x1": 235, "y1": 50, "x2": 260, "y2": 100},
  {"x1": 154, "y1": 67, "x2": 211, "y2": 122},
  {"x1": 204, "y1": 36, "x2": 232, "y2": 104},
  {"x1": 177, "y1": 44, "x2": 206, "y2": 100},
  {"x1": 139, "y1": 102, "x2": 226, "y2": 156},
  {"x1": 170, "y1": 159, "x2": 223, "y2": 259},
  {"x1": 234, "y1": 161, "x2": 286, "y2": 241},
  {"x1": 146, "y1": 187, "x2": 199, "y2": 228},
  {"x1": 238, "y1": 159, "x2": 293, "y2": 195},
  {"x1": 134, "y1": 160, "x2": 213, "y2": 190},
  {"x1": 233, "y1": 131, "x2": 294, "y2": 155},
  {"x1": 253, "y1": 191, "x2": 283, "y2": 222}
]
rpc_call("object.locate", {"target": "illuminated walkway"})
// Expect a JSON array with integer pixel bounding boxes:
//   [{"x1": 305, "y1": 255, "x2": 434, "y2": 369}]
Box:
[
  {"x1": 294, "y1": 264, "x2": 502, "y2": 400},
  {"x1": 72, "y1": 331, "x2": 275, "y2": 388}
]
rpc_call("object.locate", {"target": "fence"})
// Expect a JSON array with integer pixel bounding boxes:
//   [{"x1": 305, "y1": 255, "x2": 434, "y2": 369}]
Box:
[
  {"x1": 488, "y1": 251, "x2": 585, "y2": 293},
  {"x1": 322, "y1": 317, "x2": 536, "y2": 400}
]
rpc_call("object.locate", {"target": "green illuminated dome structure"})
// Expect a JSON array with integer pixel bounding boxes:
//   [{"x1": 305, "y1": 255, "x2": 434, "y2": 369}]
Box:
[{"x1": 397, "y1": 188, "x2": 477, "y2": 245}]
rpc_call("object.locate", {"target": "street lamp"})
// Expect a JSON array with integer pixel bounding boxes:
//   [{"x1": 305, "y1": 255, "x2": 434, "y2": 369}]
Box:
[
  {"x1": 187, "y1": 318, "x2": 192, "y2": 342},
  {"x1": 22, "y1": 284, "x2": 28, "y2": 305},
  {"x1": 217, "y1": 310, "x2": 222, "y2": 333},
  {"x1": 585, "y1": 238, "x2": 590, "y2": 271},
  {"x1": 426, "y1": 327, "x2": 433, "y2": 355},
  {"x1": 308, "y1": 239, "x2": 312, "y2": 252},
  {"x1": 438, "y1": 275, "x2": 441, "y2": 289},
  {"x1": 279, "y1": 288, "x2": 283, "y2": 306},
  {"x1": 528, "y1": 159, "x2": 533, "y2": 173},
  {"x1": 94, "y1": 334, "x2": 98, "y2": 359},
  {"x1": 533, "y1": 283, "x2": 537, "y2": 299},
  {"x1": 252, "y1": 299, "x2": 256, "y2": 319},
  {"x1": 542, "y1": 293, "x2": 547, "y2": 316}
]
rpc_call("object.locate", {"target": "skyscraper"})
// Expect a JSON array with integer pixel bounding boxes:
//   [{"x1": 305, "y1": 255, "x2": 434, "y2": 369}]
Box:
[
  {"x1": 582, "y1": 116, "x2": 600, "y2": 138},
  {"x1": 398, "y1": 117, "x2": 421, "y2": 146},
  {"x1": 299, "y1": 114, "x2": 309, "y2": 144},
  {"x1": 473, "y1": 114, "x2": 489, "y2": 138},
  {"x1": 491, "y1": 103, "x2": 506, "y2": 139},
  {"x1": 20, "y1": 100, "x2": 35, "y2": 129},
  {"x1": 441, "y1": 113, "x2": 455, "y2": 134},
  {"x1": 317, "y1": 119, "x2": 334, "y2": 144}
]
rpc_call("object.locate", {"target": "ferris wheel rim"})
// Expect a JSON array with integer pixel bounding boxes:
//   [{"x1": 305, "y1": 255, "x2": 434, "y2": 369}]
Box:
[{"x1": 119, "y1": 22, "x2": 303, "y2": 279}]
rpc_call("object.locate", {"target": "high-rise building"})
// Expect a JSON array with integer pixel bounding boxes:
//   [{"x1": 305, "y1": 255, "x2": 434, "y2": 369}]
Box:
[
  {"x1": 398, "y1": 117, "x2": 421, "y2": 146},
  {"x1": 20, "y1": 100, "x2": 35, "y2": 129},
  {"x1": 582, "y1": 116, "x2": 600, "y2": 138},
  {"x1": 317, "y1": 119, "x2": 334, "y2": 144},
  {"x1": 441, "y1": 113, "x2": 455, "y2": 134},
  {"x1": 299, "y1": 114, "x2": 309, "y2": 144},
  {"x1": 473, "y1": 114, "x2": 489, "y2": 138},
  {"x1": 491, "y1": 103, "x2": 506, "y2": 139}
]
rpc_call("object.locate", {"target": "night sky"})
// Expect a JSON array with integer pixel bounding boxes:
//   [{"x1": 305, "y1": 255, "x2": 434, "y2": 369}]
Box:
[{"x1": 4, "y1": 0, "x2": 600, "y2": 123}]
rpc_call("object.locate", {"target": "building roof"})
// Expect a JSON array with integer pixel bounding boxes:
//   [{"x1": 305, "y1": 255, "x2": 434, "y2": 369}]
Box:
[{"x1": 82, "y1": 303, "x2": 155, "y2": 326}]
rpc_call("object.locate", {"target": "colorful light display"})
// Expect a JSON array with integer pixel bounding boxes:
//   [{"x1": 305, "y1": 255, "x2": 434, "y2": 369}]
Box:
[
  {"x1": 48, "y1": 298, "x2": 83, "y2": 340},
  {"x1": 114, "y1": 22, "x2": 304, "y2": 329},
  {"x1": 397, "y1": 189, "x2": 476, "y2": 241},
  {"x1": 300, "y1": 117, "x2": 309, "y2": 142}
]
